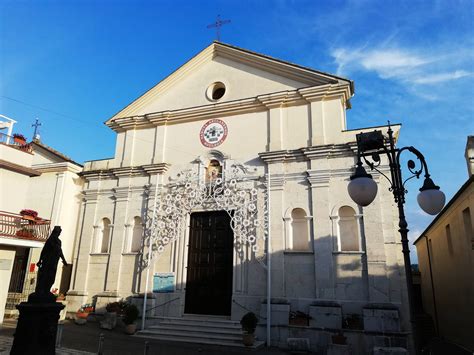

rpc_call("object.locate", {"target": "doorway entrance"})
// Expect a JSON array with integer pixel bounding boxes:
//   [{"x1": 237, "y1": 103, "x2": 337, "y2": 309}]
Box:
[{"x1": 184, "y1": 211, "x2": 233, "y2": 316}]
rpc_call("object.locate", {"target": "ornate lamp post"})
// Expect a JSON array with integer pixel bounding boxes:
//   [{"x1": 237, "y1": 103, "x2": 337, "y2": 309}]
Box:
[{"x1": 347, "y1": 124, "x2": 445, "y2": 353}]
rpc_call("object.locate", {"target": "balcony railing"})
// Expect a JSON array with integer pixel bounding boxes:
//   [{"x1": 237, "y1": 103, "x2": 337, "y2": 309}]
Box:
[
  {"x1": 0, "y1": 133, "x2": 33, "y2": 153},
  {"x1": 0, "y1": 211, "x2": 51, "y2": 242}
]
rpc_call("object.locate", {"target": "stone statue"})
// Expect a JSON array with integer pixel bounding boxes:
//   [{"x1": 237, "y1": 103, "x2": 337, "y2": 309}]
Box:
[
  {"x1": 34, "y1": 226, "x2": 67, "y2": 298},
  {"x1": 11, "y1": 226, "x2": 68, "y2": 354}
]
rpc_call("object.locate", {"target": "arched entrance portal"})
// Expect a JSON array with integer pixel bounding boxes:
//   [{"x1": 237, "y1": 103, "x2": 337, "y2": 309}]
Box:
[{"x1": 184, "y1": 211, "x2": 234, "y2": 315}]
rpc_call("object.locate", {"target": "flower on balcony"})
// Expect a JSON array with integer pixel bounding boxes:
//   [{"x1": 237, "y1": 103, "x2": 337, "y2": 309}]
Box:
[
  {"x1": 13, "y1": 133, "x2": 26, "y2": 140},
  {"x1": 20, "y1": 209, "x2": 38, "y2": 218},
  {"x1": 16, "y1": 227, "x2": 36, "y2": 239}
]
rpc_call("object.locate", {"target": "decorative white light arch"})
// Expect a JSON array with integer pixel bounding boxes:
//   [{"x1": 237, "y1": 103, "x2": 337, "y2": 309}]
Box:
[
  {"x1": 141, "y1": 161, "x2": 272, "y2": 345},
  {"x1": 147, "y1": 163, "x2": 269, "y2": 261}
]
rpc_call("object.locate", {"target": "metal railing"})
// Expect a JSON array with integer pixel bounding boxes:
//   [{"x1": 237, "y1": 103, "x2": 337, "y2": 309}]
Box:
[
  {"x1": 0, "y1": 133, "x2": 33, "y2": 153},
  {"x1": 0, "y1": 211, "x2": 51, "y2": 242},
  {"x1": 145, "y1": 297, "x2": 181, "y2": 314}
]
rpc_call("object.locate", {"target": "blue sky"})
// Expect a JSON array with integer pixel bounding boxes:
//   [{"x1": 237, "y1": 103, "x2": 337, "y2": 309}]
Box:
[{"x1": 1, "y1": 0, "x2": 473, "y2": 257}]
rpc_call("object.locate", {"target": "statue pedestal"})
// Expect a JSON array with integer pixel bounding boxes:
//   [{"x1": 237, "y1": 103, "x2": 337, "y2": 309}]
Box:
[{"x1": 10, "y1": 294, "x2": 65, "y2": 355}]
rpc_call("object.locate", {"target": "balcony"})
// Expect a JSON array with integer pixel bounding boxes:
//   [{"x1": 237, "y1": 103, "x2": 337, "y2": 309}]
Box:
[
  {"x1": 0, "y1": 133, "x2": 33, "y2": 153},
  {"x1": 0, "y1": 211, "x2": 51, "y2": 243}
]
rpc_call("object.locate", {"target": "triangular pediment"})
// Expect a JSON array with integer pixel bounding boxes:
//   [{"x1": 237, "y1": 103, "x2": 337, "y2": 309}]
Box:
[{"x1": 107, "y1": 42, "x2": 352, "y2": 122}]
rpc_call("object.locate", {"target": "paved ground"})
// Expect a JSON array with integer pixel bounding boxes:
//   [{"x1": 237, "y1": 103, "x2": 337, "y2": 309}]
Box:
[{"x1": 0, "y1": 319, "x2": 288, "y2": 355}]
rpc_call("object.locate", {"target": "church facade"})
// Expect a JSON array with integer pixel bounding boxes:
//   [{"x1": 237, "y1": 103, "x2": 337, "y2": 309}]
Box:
[{"x1": 67, "y1": 42, "x2": 410, "y2": 352}]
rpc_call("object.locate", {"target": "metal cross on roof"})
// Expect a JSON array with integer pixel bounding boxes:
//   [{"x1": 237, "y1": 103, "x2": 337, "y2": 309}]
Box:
[
  {"x1": 207, "y1": 15, "x2": 231, "y2": 42},
  {"x1": 32, "y1": 118, "x2": 41, "y2": 140}
]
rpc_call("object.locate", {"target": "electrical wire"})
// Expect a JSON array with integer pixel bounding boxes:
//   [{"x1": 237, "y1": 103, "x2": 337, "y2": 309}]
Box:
[{"x1": 1, "y1": 95, "x2": 200, "y2": 159}]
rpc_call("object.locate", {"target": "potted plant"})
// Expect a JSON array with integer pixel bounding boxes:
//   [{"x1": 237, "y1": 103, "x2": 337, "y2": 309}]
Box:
[
  {"x1": 240, "y1": 312, "x2": 258, "y2": 346},
  {"x1": 101, "y1": 301, "x2": 121, "y2": 329},
  {"x1": 123, "y1": 304, "x2": 139, "y2": 334},
  {"x1": 331, "y1": 331, "x2": 347, "y2": 345},
  {"x1": 289, "y1": 311, "x2": 311, "y2": 326},
  {"x1": 343, "y1": 313, "x2": 363, "y2": 330},
  {"x1": 75, "y1": 306, "x2": 89, "y2": 325},
  {"x1": 16, "y1": 227, "x2": 36, "y2": 239},
  {"x1": 20, "y1": 209, "x2": 38, "y2": 221},
  {"x1": 13, "y1": 133, "x2": 27, "y2": 145}
]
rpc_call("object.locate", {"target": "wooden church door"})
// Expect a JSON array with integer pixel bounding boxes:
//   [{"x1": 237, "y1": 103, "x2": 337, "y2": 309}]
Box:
[{"x1": 184, "y1": 211, "x2": 234, "y2": 316}]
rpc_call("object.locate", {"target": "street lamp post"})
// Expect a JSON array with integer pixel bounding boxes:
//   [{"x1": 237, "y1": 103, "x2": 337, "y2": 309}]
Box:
[{"x1": 347, "y1": 124, "x2": 445, "y2": 354}]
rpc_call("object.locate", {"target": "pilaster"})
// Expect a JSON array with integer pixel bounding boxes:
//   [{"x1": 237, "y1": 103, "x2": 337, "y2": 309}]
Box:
[
  {"x1": 70, "y1": 194, "x2": 99, "y2": 293},
  {"x1": 104, "y1": 186, "x2": 131, "y2": 292},
  {"x1": 267, "y1": 163, "x2": 286, "y2": 298},
  {"x1": 307, "y1": 168, "x2": 335, "y2": 299}
]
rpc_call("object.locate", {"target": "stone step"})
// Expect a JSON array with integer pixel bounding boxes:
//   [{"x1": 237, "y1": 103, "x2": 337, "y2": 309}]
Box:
[
  {"x1": 138, "y1": 316, "x2": 259, "y2": 348},
  {"x1": 147, "y1": 316, "x2": 240, "y2": 327},
  {"x1": 134, "y1": 332, "x2": 265, "y2": 349},
  {"x1": 156, "y1": 318, "x2": 241, "y2": 330},
  {"x1": 148, "y1": 324, "x2": 242, "y2": 336},
  {"x1": 139, "y1": 328, "x2": 242, "y2": 342}
]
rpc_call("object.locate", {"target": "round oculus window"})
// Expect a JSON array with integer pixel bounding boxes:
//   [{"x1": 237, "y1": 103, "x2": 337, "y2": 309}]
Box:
[
  {"x1": 200, "y1": 119, "x2": 228, "y2": 147},
  {"x1": 206, "y1": 82, "x2": 226, "y2": 101}
]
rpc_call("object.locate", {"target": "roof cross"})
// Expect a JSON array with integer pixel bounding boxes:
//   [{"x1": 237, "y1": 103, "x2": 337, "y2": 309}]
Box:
[
  {"x1": 207, "y1": 15, "x2": 231, "y2": 42},
  {"x1": 32, "y1": 118, "x2": 41, "y2": 140}
]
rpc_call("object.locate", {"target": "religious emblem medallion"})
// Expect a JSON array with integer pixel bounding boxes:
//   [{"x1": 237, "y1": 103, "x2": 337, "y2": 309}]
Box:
[{"x1": 200, "y1": 119, "x2": 228, "y2": 148}]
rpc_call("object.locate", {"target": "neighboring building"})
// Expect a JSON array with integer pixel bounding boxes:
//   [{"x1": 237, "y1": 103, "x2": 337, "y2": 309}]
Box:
[
  {"x1": 414, "y1": 136, "x2": 474, "y2": 352},
  {"x1": 466, "y1": 135, "x2": 474, "y2": 177},
  {"x1": 0, "y1": 120, "x2": 83, "y2": 323},
  {"x1": 67, "y1": 42, "x2": 410, "y2": 352}
]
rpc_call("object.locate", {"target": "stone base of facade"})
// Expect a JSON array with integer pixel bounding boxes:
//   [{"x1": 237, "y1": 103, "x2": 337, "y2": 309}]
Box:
[{"x1": 255, "y1": 325, "x2": 408, "y2": 354}]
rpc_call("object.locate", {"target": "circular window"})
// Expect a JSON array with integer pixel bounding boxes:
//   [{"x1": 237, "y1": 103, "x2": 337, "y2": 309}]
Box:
[{"x1": 206, "y1": 82, "x2": 226, "y2": 101}]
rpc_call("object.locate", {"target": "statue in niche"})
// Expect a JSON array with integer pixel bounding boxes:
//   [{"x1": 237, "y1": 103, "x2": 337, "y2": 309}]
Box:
[
  {"x1": 34, "y1": 226, "x2": 67, "y2": 299},
  {"x1": 206, "y1": 159, "x2": 222, "y2": 183}
]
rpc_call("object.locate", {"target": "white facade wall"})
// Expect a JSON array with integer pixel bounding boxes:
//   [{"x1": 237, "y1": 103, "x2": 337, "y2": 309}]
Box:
[{"x1": 67, "y1": 43, "x2": 410, "y2": 352}]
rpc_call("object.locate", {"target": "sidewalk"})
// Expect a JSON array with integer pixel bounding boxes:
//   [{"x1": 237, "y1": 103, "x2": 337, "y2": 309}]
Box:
[{"x1": 0, "y1": 319, "x2": 288, "y2": 355}]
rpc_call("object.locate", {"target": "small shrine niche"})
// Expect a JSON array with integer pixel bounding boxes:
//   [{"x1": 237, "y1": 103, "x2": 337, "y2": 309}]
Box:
[{"x1": 206, "y1": 159, "x2": 222, "y2": 183}]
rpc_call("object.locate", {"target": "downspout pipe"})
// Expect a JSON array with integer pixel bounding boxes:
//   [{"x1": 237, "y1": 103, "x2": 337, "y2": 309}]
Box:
[{"x1": 266, "y1": 172, "x2": 271, "y2": 347}]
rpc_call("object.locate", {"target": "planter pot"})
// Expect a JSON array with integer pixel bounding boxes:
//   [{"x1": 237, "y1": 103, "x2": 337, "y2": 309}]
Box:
[
  {"x1": 331, "y1": 334, "x2": 347, "y2": 345},
  {"x1": 21, "y1": 215, "x2": 36, "y2": 221},
  {"x1": 74, "y1": 317, "x2": 87, "y2": 325},
  {"x1": 76, "y1": 312, "x2": 89, "y2": 319},
  {"x1": 242, "y1": 333, "x2": 255, "y2": 347},
  {"x1": 289, "y1": 316, "x2": 309, "y2": 326},
  {"x1": 124, "y1": 323, "x2": 137, "y2": 335},
  {"x1": 100, "y1": 311, "x2": 117, "y2": 330},
  {"x1": 14, "y1": 137, "x2": 26, "y2": 145}
]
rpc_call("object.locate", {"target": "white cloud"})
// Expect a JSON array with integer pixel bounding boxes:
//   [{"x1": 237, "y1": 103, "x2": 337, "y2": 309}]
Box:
[
  {"x1": 412, "y1": 70, "x2": 472, "y2": 84},
  {"x1": 331, "y1": 45, "x2": 471, "y2": 89}
]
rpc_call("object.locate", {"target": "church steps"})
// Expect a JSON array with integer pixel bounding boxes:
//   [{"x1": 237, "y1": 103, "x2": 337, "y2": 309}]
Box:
[
  {"x1": 147, "y1": 324, "x2": 243, "y2": 336},
  {"x1": 135, "y1": 316, "x2": 265, "y2": 348},
  {"x1": 155, "y1": 319, "x2": 241, "y2": 329},
  {"x1": 138, "y1": 329, "x2": 242, "y2": 342},
  {"x1": 147, "y1": 315, "x2": 240, "y2": 326},
  {"x1": 134, "y1": 332, "x2": 264, "y2": 348}
]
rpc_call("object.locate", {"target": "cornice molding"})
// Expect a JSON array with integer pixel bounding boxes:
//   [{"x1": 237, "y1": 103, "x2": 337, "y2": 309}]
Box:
[
  {"x1": 106, "y1": 84, "x2": 351, "y2": 132},
  {"x1": 259, "y1": 143, "x2": 356, "y2": 164},
  {"x1": 307, "y1": 170, "x2": 331, "y2": 187},
  {"x1": 81, "y1": 163, "x2": 170, "y2": 181},
  {"x1": 269, "y1": 175, "x2": 285, "y2": 190},
  {"x1": 32, "y1": 162, "x2": 83, "y2": 174},
  {"x1": 0, "y1": 159, "x2": 41, "y2": 177}
]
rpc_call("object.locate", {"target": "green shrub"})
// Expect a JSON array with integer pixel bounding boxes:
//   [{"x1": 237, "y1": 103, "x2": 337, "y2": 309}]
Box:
[
  {"x1": 123, "y1": 304, "x2": 139, "y2": 325},
  {"x1": 240, "y1": 312, "x2": 258, "y2": 334}
]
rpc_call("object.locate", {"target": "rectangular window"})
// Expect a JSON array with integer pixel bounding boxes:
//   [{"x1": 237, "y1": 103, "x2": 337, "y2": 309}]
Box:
[
  {"x1": 445, "y1": 224, "x2": 453, "y2": 255},
  {"x1": 462, "y1": 208, "x2": 473, "y2": 250}
]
